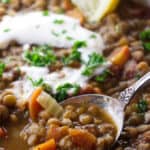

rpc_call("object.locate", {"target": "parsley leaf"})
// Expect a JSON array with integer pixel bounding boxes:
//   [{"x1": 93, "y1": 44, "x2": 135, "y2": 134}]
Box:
[
  {"x1": 24, "y1": 45, "x2": 56, "y2": 67},
  {"x1": 136, "y1": 99, "x2": 148, "y2": 113},
  {"x1": 62, "y1": 41, "x2": 86, "y2": 65},
  {"x1": 1, "y1": 0, "x2": 10, "y2": 3},
  {"x1": 143, "y1": 42, "x2": 150, "y2": 51},
  {"x1": 66, "y1": 36, "x2": 74, "y2": 41},
  {"x1": 90, "y1": 34, "x2": 97, "y2": 39},
  {"x1": 140, "y1": 29, "x2": 150, "y2": 51},
  {"x1": 28, "y1": 77, "x2": 51, "y2": 92},
  {"x1": 28, "y1": 77, "x2": 44, "y2": 87},
  {"x1": 62, "y1": 30, "x2": 67, "y2": 34},
  {"x1": 51, "y1": 30, "x2": 59, "y2": 37},
  {"x1": 62, "y1": 49, "x2": 81, "y2": 65},
  {"x1": 42, "y1": 10, "x2": 49, "y2": 16},
  {"x1": 55, "y1": 83, "x2": 80, "y2": 101},
  {"x1": 95, "y1": 70, "x2": 111, "y2": 82},
  {"x1": 140, "y1": 29, "x2": 150, "y2": 41},
  {"x1": 72, "y1": 41, "x2": 87, "y2": 51},
  {"x1": 3, "y1": 28, "x2": 10, "y2": 32},
  {"x1": 53, "y1": 19, "x2": 64, "y2": 24},
  {"x1": 82, "y1": 52, "x2": 105, "y2": 76},
  {"x1": 0, "y1": 62, "x2": 5, "y2": 77}
]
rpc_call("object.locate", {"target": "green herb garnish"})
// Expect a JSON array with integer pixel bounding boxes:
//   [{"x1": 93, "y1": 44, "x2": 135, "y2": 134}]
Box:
[
  {"x1": 51, "y1": 30, "x2": 59, "y2": 37},
  {"x1": 54, "y1": 19, "x2": 64, "y2": 24},
  {"x1": 140, "y1": 29, "x2": 150, "y2": 51},
  {"x1": 1, "y1": 0, "x2": 10, "y2": 3},
  {"x1": 28, "y1": 77, "x2": 44, "y2": 87},
  {"x1": 3, "y1": 28, "x2": 10, "y2": 32},
  {"x1": 42, "y1": 83, "x2": 51, "y2": 93},
  {"x1": 28, "y1": 77, "x2": 51, "y2": 92},
  {"x1": 95, "y1": 70, "x2": 111, "y2": 82},
  {"x1": 66, "y1": 36, "x2": 74, "y2": 41},
  {"x1": 62, "y1": 41, "x2": 86, "y2": 65},
  {"x1": 24, "y1": 45, "x2": 56, "y2": 67},
  {"x1": 135, "y1": 73, "x2": 142, "y2": 80},
  {"x1": 140, "y1": 29, "x2": 150, "y2": 41},
  {"x1": 143, "y1": 42, "x2": 150, "y2": 51},
  {"x1": 55, "y1": 83, "x2": 80, "y2": 101},
  {"x1": 90, "y1": 34, "x2": 97, "y2": 39},
  {"x1": 82, "y1": 52, "x2": 105, "y2": 76},
  {"x1": 0, "y1": 62, "x2": 5, "y2": 77},
  {"x1": 62, "y1": 29, "x2": 67, "y2": 34},
  {"x1": 62, "y1": 49, "x2": 81, "y2": 65},
  {"x1": 137, "y1": 99, "x2": 148, "y2": 113},
  {"x1": 42, "y1": 10, "x2": 49, "y2": 16},
  {"x1": 72, "y1": 41, "x2": 87, "y2": 50}
]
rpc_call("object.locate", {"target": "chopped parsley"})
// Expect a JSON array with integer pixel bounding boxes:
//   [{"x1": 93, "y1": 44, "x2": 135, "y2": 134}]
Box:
[
  {"x1": 95, "y1": 70, "x2": 111, "y2": 82},
  {"x1": 136, "y1": 99, "x2": 148, "y2": 113},
  {"x1": 135, "y1": 73, "x2": 142, "y2": 80},
  {"x1": 42, "y1": 83, "x2": 51, "y2": 93},
  {"x1": 28, "y1": 77, "x2": 44, "y2": 87},
  {"x1": 82, "y1": 52, "x2": 105, "y2": 76},
  {"x1": 24, "y1": 45, "x2": 56, "y2": 67},
  {"x1": 1, "y1": 0, "x2": 10, "y2": 3},
  {"x1": 66, "y1": 36, "x2": 74, "y2": 41},
  {"x1": 62, "y1": 41, "x2": 86, "y2": 65},
  {"x1": 0, "y1": 62, "x2": 5, "y2": 77},
  {"x1": 3, "y1": 28, "x2": 10, "y2": 32},
  {"x1": 90, "y1": 34, "x2": 97, "y2": 39},
  {"x1": 62, "y1": 49, "x2": 81, "y2": 65},
  {"x1": 62, "y1": 29, "x2": 67, "y2": 34},
  {"x1": 28, "y1": 77, "x2": 51, "y2": 92},
  {"x1": 53, "y1": 19, "x2": 64, "y2": 24},
  {"x1": 140, "y1": 29, "x2": 150, "y2": 41},
  {"x1": 72, "y1": 41, "x2": 87, "y2": 50},
  {"x1": 55, "y1": 83, "x2": 80, "y2": 101},
  {"x1": 51, "y1": 30, "x2": 59, "y2": 37},
  {"x1": 140, "y1": 29, "x2": 150, "y2": 51},
  {"x1": 42, "y1": 10, "x2": 49, "y2": 16},
  {"x1": 143, "y1": 42, "x2": 150, "y2": 51}
]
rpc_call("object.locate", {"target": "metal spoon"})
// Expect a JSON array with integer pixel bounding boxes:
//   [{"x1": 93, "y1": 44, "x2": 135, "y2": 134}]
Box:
[{"x1": 61, "y1": 72, "x2": 150, "y2": 144}]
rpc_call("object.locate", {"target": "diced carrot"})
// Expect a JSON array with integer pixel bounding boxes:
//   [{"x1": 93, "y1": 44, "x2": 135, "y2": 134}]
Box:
[
  {"x1": 66, "y1": 8, "x2": 85, "y2": 24},
  {"x1": 47, "y1": 126, "x2": 69, "y2": 141},
  {"x1": 62, "y1": 0, "x2": 73, "y2": 10},
  {"x1": 69, "y1": 128, "x2": 96, "y2": 149},
  {"x1": 28, "y1": 87, "x2": 43, "y2": 121},
  {"x1": 0, "y1": 127, "x2": 6, "y2": 138},
  {"x1": 109, "y1": 46, "x2": 130, "y2": 67},
  {"x1": 33, "y1": 139, "x2": 56, "y2": 150}
]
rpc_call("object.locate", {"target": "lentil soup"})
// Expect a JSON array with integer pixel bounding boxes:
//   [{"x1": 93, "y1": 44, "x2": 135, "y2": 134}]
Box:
[{"x1": 0, "y1": 0, "x2": 150, "y2": 150}]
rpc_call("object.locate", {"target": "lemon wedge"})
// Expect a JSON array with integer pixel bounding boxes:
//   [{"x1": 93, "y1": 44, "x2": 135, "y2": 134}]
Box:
[{"x1": 71, "y1": 0, "x2": 119, "y2": 22}]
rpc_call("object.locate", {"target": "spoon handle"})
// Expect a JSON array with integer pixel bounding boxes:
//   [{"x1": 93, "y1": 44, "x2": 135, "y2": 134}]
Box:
[{"x1": 119, "y1": 72, "x2": 150, "y2": 107}]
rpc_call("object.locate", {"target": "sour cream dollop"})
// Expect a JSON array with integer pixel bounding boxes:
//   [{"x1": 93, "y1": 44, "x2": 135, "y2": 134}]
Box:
[{"x1": 0, "y1": 11, "x2": 106, "y2": 101}]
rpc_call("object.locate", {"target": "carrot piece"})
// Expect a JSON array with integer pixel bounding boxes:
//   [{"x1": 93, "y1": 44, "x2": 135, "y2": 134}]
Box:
[
  {"x1": 109, "y1": 46, "x2": 130, "y2": 67},
  {"x1": 69, "y1": 128, "x2": 96, "y2": 149},
  {"x1": 28, "y1": 87, "x2": 43, "y2": 120},
  {"x1": 66, "y1": 8, "x2": 85, "y2": 24},
  {"x1": 47, "y1": 126, "x2": 69, "y2": 141},
  {"x1": 33, "y1": 139, "x2": 56, "y2": 150},
  {"x1": 62, "y1": 0, "x2": 73, "y2": 10},
  {"x1": 0, "y1": 127, "x2": 6, "y2": 138}
]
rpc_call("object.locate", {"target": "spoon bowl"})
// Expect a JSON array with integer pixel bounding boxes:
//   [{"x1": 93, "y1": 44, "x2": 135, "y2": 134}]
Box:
[
  {"x1": 61, "y1": 72, "x2": 150, "y2": 144},
  {"x1": 61, "y1": 94, "x2": 124, "y2": 141}
]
